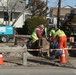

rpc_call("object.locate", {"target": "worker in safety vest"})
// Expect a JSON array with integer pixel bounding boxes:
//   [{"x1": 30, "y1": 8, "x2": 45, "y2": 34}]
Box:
[
  {"x1": 49, "y1": 27, "x2": 55, "y2": 37},
  {"x1": 49, "y1": 27, "x2": 56, "y2": 48},
  {"x1": 49, "y1": 26, "x2": 58, "y2": 59},
  {"x1": 50, "y1": 26, "x2": 67, "y2": 55},
  {"x1": 31, "y1": 24, "x2": 44, "y2": 48}
]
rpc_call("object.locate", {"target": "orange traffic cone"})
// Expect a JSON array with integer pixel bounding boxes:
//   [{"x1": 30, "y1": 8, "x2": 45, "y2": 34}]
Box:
[
  {"x1": 0, "y1": 53, "x2": 4, "y2": 64},
  {"x1": 60, "y1": 50, "x2": 66, "y2": 63}
]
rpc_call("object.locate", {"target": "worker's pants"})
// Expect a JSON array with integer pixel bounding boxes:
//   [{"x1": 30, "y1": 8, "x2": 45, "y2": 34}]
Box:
[
  {"x1": 58, "y1": 36, "x2": 67, "y2": 54},
  {"x1": 31, "y1": 39, "x2": 38, "y2": 49},
  {"x1": 50, "y1": 38, "x2": 59, "y2": 59}
]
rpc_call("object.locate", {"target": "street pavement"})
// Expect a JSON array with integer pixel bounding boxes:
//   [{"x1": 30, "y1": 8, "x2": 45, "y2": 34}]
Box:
[
  {"x1": 0, "y1": 54, "x2": 75, "y2": 75},
  {"x1": 0, "y1": 39, "x2": 76, "y2": 75},
  {"x1": 0, "y1": 66, "x2": 76, "y2": 75},
  {"x1": 1, "y1": 53, "x2": 76, "y2": 68},
  {"x1": 68, "y1": 56, "x2": 76, "y2": 68},
  {"x1": 0, "y1": 45, "x2": 75, "y2": 75}
]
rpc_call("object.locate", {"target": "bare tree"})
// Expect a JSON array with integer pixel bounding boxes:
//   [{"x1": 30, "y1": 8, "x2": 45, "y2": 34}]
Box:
[
  {"x1": 0, "y1": 0, "x2": 26, "y2": 25},
  {"x1": 28, "y1": 0, "x2": 48, "y2": 17}
]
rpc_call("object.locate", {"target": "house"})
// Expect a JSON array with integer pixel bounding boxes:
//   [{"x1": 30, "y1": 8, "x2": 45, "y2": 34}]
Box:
[
  {"x1": 0, "y1": 0, "x2": 31, "y2": 28},
  {"x1": 50, "y1": 5, "x2": 74, "y2": 20},
  {"x1": 46, "y1": 5, "x2": 76, "y2": 27}
]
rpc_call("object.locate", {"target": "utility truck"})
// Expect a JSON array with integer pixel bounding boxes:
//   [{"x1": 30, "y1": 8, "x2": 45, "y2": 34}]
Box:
[{"x1": 0, "y1": 26, "x2": 14, "y2": 43}]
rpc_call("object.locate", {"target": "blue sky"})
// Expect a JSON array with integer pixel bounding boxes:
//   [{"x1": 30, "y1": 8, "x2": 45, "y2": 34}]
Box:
[{"x1": 43, "y1": 0, "x2": 76, "y2": 8}]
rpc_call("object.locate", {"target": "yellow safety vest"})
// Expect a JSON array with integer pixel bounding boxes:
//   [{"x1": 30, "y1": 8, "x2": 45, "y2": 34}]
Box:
[
  {"x1": 55, "y1": 29, "x2": 66, "y2": 37},
  {"x1": 31, "y1": 28, "x2": 40, "y2": 40},
  {"x1": 49, "y1": 29, "x2": 55, "y2": 36}
]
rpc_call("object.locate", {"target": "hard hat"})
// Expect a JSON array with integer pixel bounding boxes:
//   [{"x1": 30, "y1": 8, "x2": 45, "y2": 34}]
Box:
[{"x1": 39, "y1": 24, "x2": 44, "y2": 29}]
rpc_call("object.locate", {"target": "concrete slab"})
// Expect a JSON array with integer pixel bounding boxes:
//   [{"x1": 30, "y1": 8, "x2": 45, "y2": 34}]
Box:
[{"x1": 68, "y1": 57, "x2": 76, "y2": 68}]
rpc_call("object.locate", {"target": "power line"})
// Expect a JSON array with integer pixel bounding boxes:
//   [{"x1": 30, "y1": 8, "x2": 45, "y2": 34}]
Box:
[{"x1": 48, "y1": 0, "x2": 59, "y2": 9}]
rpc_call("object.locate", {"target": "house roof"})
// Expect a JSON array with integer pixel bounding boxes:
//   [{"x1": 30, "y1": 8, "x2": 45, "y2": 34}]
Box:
[
  {"x1": 0, "y1": 0, "x2": 26, "y2": 12},
  {"x1": 63, "y1": 5, "x2": 73, "y2": 8},
  {"x1": 50, "y1": 5, "x2": 74, "y2": 10}
]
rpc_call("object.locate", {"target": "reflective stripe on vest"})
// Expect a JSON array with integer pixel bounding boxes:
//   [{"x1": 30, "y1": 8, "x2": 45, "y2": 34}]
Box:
[
  {"x1": 31, "y1": 28, "x2": 40, "y2": 40},
  {"x1": 55, "y1": 29, "x2": 66, "y2": 36}
]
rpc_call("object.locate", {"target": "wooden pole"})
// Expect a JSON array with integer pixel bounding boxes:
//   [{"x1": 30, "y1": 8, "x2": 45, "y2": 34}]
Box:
[{"x1": 57, "y1": 0, "x2": 61, "y2": 28}]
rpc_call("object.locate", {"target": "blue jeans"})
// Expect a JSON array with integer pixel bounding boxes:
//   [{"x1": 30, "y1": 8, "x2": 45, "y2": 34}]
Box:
[{"x1": 50, "y1": 38, "x2": 60, "y2": 58}]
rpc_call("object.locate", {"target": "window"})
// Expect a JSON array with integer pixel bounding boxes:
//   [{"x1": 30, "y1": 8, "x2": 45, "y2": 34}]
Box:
[
  {"x1": 4, "y1": 12, "x2": 8, "y2": 21},
  {"x1": 47, "y1": 18, "x2": 53, "y2": 24},
  {"x1": 4, "y1": 12, "x2": 12, "y2": 21}
]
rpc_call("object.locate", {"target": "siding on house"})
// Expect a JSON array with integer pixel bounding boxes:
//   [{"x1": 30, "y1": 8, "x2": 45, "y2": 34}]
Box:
[
  {"x1": 51, "y1": 8, "x2": 71, "y2": 17},
  {"x1": 0, "y1": 0, "x2": 31, "y2": 28},
  {"x1": 53, "y1": 9, "x2": 70, "y2": 16},
  {"x1": 50, "y1": 5, "x2": 74, "y2": 20}
]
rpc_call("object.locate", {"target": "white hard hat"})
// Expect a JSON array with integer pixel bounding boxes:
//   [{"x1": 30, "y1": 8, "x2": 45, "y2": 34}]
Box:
[{"x1": 39, "y1": 24, "x2": 44, "y2": 29}]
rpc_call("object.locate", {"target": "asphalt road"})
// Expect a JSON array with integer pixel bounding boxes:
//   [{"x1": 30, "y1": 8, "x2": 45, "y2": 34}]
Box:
[
  {"x1": 0, "y1": 67, "x2": 76, "y2": 75},
  {"x1": 1, "y1": 55, "x2": 76, "y2": 75},
  {"x1": 0, "y1": 42, "x2": 76, "y2": 75}
]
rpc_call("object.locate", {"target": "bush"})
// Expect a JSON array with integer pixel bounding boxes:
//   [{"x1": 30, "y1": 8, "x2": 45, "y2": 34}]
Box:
[{"x1": 23, "y1": 17, "x2": 49, "y2": 35}]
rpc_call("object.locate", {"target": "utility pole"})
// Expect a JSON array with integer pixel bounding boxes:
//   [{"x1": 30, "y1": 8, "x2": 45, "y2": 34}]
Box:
[
  {"x1": 57, "y1": 0, "x2": 61, "y2": 28},
  {"x1": 28, "y1": 0, "x2": 31, "y2": 9}
]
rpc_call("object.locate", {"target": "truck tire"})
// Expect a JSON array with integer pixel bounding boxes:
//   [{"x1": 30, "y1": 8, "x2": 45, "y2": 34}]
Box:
[{"x1": 1, "y1": 36, "x2": 9, "y2": 43}]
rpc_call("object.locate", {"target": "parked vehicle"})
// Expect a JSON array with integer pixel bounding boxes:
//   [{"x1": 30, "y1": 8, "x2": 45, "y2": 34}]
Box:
[{"x1": 0, "y1": 26, "x2": 14, "y2": 42}]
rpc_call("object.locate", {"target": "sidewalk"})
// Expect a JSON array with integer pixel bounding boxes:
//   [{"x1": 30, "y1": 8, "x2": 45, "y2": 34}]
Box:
[
  {"x1": 0, "y1": 52, "x2": 75, "y2": 68},
  {"x1": 68, "y1": 56, "x2": 76, "y2": 68},
  {"x1": 1, "y1": 56, "x2": 75, "y2": 68}
]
